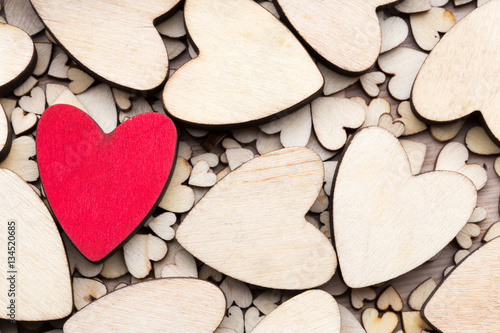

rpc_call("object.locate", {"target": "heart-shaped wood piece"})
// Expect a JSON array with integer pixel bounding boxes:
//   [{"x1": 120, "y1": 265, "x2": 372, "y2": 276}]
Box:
[
  {"x1": 0, "y1": 104, "x2": 11, "y2": 161},
  {"x1": 412, "y1": 1, "x2": 500, "y2": 142},
  {"x1": 251, "y1": 290, "x2": 341, "y2": 333},
  {"x1": 333, "y1": 127, "x2": 477, "y2": 288},
  {"x1": 0, "y1": 22, "x2": 36, "y2": 95},
  {"x1": 0, "y1": 169, "x2": 72, "y2": 321},
  {"x1": 274, "y1": 0, "x2": 398, "y2": 74},
  {"x1": 163, "y1": 0, "x2": 323, "y2": 128},
  {"x1": 177, "y1": 147, "x2": 337, "y2": 289},
  {"x1": 422, "y1": 237, "x2": 500, "y2": 332},
  {"x1": 64, "y1": 278, "x2": 226, "y2": 333},
  {"x1": 30, "y1": 0, "x2": 181, "y2": 93},
  {"x1": 37, "y1": 104, "x2": 177, "y2": 262}
]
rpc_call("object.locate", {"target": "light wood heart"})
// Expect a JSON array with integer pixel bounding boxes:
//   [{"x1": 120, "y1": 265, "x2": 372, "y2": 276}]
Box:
[
  {"x1": 422, "y1": 237, "x2": 500, "y2": 332},
  {"x1": 30, "y1": 0, "x2": 181, "y2": 93},
  {"x1": 412, "y1": 1, "x2": 500, "y2": 142},
  {"x1": 63, "y1": 278, "x2": 226, "y2": 332},
  {"x1": 0, "y1": 168, "x2": 72, "y2": 321},
  {"x1": 333, "y1": 127, "x2": 477, "y2": 288},
  {"x1": 274, "y1": 0, "x2": 397, "y2": 74},
  {"x1": 251, "y1": 290, "x2": 341, "y2": 333},
  {"x1": 0, "y1": 22, "x2": 35, "y2": 95},
  {"x1": 177, "y1": 147, "x2": 337, "y2": 289},
  {"x1": 163, "y1": 0, "x2": 323, "y2": 128},
  {"x1": 0, "y1": 104, "x2": 11, "y2": 161}
]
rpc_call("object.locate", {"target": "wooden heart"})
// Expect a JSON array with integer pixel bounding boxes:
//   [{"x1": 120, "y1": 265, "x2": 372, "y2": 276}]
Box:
[
  {"x1": 412, "y1": 1, "x2": 500, "y2": 142},
  {"x1": 177, "y1": 147, "x2": 336, "y2": 289},
  {"x1": 0, "y1": 169, "x2": 72, "y2": 321},
  {"x1": 30, "y1": 0, "x2": 181, "y2": 93},
  {"x1": 251, "y1": 290, "x2": 341, "y2": 332},
  {"x1": 422, "y1": 237, "x2": 500, "y2": 332},
  {"x1": 0, "y1": 22, "x2": 36, "y2": 95},
  {"x1": 163, "y1": 0, "x2": 323, "y2": 128},
  {"x1": 37, "y1": 104, "x2": 177, "y2": 262},
  {"x1": 64, "y1": 278, "x2": 226, "y2": 332},
  {"x1": 333, "y1": 127, "x2": 477, "y2": 288},
  {"x1": 0, "y1": 104, "x2": 11, "y2": 161},
  {"x1": 274, "y1": 0, "x2": 398, "y2": 74}
]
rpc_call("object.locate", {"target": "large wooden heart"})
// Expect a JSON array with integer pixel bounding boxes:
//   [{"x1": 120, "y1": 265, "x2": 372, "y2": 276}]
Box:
[
  {"x1": 163, "y1": 0, "x2": 323, "y2": 128},
  {"x1": 37, "y1": 104, "x2": 177, "y2": 262},
  {"x1": 422, "y1": 237, "x2": 500, "y2": 332},
  {"x1": 0, "y1": 22, "x2": 35, "y2": 95},
  {"x1": 412, "y1": 1, "x2": 500, "y2": 142},
  {"x1": 30, "y1": 0, "x2": 181, "y2": 93},
  {"x1": 64, "y1": 278, "x2": 226, "y2": 332},
  {"x1": 333, "y1": 127, "x2": 477, "y2": 288},
  {"x1": 251, "y1": 290, "x2": 341, "y2": 332},
  {"x1": 177, "y1": 147, "x2": 336, "y2": 289},
  {"x1": 274, "y1": 0, "x2": 397, "y2": 74},
  {"x1": 0, "y1": 169, "x2": 72, "y2": 321}
]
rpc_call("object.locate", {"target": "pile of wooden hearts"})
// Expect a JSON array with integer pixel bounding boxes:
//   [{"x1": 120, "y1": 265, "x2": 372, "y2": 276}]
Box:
[{"x1": 0, "y1": 0, "x2": 499, "y2": 332}]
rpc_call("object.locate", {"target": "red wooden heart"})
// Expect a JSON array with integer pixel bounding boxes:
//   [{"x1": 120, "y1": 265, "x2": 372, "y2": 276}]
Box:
[{"x1": 37, "y1": 104, "x2": 177, "y2": 262}]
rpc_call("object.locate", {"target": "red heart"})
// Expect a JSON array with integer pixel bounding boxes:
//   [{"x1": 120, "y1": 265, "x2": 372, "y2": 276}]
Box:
[{"x1": 37, "y1": 104, "x2": 177, "y2": 262}]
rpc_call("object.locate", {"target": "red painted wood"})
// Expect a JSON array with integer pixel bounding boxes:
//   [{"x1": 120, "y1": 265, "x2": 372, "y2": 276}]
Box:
[{"x1": 37, "y1": 104, "x2": 177, "y2": 262}]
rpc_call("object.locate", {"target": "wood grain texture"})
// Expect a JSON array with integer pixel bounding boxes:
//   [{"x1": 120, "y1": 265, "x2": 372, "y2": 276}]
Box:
[
  {"x1": 0, "y1": 169, "x2": 72, "y2": 321},
  {"x1": 0, "y1": 23, "x2": 36, "y2": 96},
  {"x1": 30, "y1": 0, "x2": 181, "y2": 93},
  {"x1": 422, "y1": 237, "x2": 500, "y2": 332},
  {"x1": 37, "y1": 104, "x2": 177, "y2": 262},
  {"x1": 0, "y1": 104, "x2": 11, "y2": 161},
  {"x1": 274, "y1": 0, "x2": 397, "y2": 74},
  {"x1": 251, "y1": 290, "x2": 341, "y2": 333},
  {"x1": 333, "y1": 127, "x2": 477, "y2": 288},
  {"x1": 163, "y1": 0, "x2": 323, "y2": 128},
  {"x1": 64, "y1": 278, "x2": 226, "y2": 333},
  {"x1": 177, "y1": 147, "x2": 336, "y2": 289},
  {"x1": 412, "y1": 0, "x2": 500, "y2": 142}
]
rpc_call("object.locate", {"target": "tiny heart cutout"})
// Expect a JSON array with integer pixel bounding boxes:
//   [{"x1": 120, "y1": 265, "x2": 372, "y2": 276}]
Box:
[
  {"x1": 251, "y1": 290, "x2": 341, "y2": 333},
  {"x1": 412, "y1": 1, "x2": 500, "y2": 142},
  {"x1": 311, "y1": 97, "x2": 366, "y2": 151},
  {"x1": 31, "y1": 0, "x2": 181, "y2": 93},
  {"x1": 0, "y1": 169, "x2": 72, "y2": 321},
  {"x1": 274, "y1": 0, "x2": 397, "y2": 73},
  {"x1": 422, "y1": 237, "x2": 500, "y2": 332},
  {"x1": 177, "y1": 147, "x2": 337, "y2": 289},
  {"x1": 63, "y1": 278, "x2": 226, "y2": 333},
  {"x1": 163, "y1": 0, "x2": 323, "y2": 128},
  {"x1": 37, "y1": 104, "x2": 177, "y2": 262},
  {"x1": 333, "y1": 127, "x2": 477, "y2": 288},
  {"x1": 378, "y1": 46, "x2": 427, "y2": 100},
  {"x1": 362, "y1": 308, "x2": 398, "y2": 333},
  {"x1": 410, "y1": 7, "x2": 455, "y2": 51},
  {"x1": 11, "y1": 107, "x2": 37, "y2": 135},
  {"x1": 0, "y1": 22, "x2": 35, "y2": 95}
]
